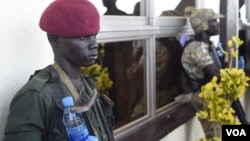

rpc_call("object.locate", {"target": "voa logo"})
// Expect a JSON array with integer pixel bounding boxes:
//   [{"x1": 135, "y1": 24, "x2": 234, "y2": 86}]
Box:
[{"x1": 226, "y1": 129, "x2": 246, "y2": 136}]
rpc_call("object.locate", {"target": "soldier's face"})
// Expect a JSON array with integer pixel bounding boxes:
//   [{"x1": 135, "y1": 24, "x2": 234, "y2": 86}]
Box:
[
  {"x1": 206, "y1": 19, "x2": 220, "y2": 36},
  {"x1": 56, "y1": 35, "x2": 99, "y2": 67}
]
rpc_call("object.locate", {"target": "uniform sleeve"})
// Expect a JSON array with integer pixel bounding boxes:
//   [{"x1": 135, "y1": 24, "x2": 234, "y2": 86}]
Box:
[
  {"x1": 194, "y1": 42, "x2": 214, "y2": 69},
  {"x1": 3, "y1": 88, "x2": 53, "y2": 141},
  {"x1": 183, "y1": 42, "x2": 213, "y2": 69},
  {"x1": 181, "y1": 41, "x2": 214, "y2": 80}
]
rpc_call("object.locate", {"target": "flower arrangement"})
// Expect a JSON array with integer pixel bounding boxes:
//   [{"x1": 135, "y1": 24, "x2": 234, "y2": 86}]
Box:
[
  {"x1": 81, "y1": 64, "x2": 113, "y2": 94},
  {"x1": 196, "y1": 36, "x2": 250, "y2": 141},
  {"x1": 81, "y1": 43, "x2": 113, "y2": 95}
]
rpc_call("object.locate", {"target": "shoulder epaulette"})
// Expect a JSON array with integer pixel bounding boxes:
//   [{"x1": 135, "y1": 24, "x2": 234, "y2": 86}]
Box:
[{"x1": 28, "y1": 65, "x2": 59, "y2": 91}]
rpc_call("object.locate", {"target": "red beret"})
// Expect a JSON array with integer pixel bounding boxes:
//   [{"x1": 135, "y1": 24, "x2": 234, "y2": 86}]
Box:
[{"x1": 39, "y1": 0, "x2": 100, "y2": 38}]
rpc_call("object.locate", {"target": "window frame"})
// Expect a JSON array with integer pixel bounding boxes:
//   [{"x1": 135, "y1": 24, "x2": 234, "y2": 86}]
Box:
[{"x1": 96, "y1": 1, "x2": 195, "y2": 139}]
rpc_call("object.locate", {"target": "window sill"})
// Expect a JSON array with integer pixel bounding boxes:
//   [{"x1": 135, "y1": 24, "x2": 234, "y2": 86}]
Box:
[{"x1": 116, "y1": 102, "x2": 195, "y2": 141}]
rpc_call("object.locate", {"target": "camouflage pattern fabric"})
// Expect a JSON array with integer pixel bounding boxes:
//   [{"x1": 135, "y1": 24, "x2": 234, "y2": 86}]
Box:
[
  {"x1": 155, "y1": 40, "x2": 169, "y2": 79},
  {"x1": 182, "y1": 40, "x2": 222, "y2": 139},
  {"x1": 181, "y1": 41, "x2": 214, "y2": 80},
  {"x1": 190, "y1": 8, "x2": 224, "y2": 34}
]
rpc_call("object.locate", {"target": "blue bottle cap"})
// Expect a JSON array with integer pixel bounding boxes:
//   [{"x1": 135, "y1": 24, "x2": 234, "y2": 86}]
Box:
[
  {"x1": 62, "y1": 96, "x2": 74, "y2": 107},
  {"x1": 217, "y1": 42, "x2": 222, "y2": 48}
]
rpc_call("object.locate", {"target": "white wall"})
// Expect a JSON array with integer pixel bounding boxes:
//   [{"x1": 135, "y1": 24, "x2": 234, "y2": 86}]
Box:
[
  {"x1": 160, "y1": 117, "x2": 204, "y2": 141},
  {"x1": 0, "y1": 1, "x2": 54, "y2": 140}
]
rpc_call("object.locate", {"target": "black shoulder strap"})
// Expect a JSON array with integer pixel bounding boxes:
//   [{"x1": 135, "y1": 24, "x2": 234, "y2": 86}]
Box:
[
  {"x1": 83, "y1": 75, "x2": 115, "y2": 141},
  {"x1": 208, "y1": 44, "x2": 222, "y2": 69}
]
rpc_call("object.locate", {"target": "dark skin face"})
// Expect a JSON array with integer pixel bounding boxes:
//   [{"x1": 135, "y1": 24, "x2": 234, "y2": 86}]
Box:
[
  {"x1": 206, "y1": 19, "x2": 220, "y2": 36},
  {"x1": 195, "y1": 19, "x2": 220, "y2": 44},
  {"x1": 57, "y1": 35, "x2": 98, "y2": 67},
  {"x1": 48, "y1": 34, "x2": 98, "y2": 89}
]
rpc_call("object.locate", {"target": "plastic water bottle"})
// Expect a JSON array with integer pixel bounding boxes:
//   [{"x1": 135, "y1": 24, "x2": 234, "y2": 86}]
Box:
[
  {"x1": 62, "y1": 96, "x2": 90, "y2": 141},
  {"x1": 216, "y1": 42, "x2": 224, "y2": 57},
  {"x1": 238, "y1": 55, "x2": 245, "y2": 69}
]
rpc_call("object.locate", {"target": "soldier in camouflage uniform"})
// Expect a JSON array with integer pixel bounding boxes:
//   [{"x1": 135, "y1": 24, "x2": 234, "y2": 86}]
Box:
[{"x1": 181, "y1": 8, "x2": 224, "y2": 139}]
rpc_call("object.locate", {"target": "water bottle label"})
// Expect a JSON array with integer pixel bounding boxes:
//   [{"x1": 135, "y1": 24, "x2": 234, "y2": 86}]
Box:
[
  {"x1": 67, "y1": 124, "x2": 89, "y2": 141},
  {"x1": 69, "y1": 132, "x2": 88, "y2": 141}
]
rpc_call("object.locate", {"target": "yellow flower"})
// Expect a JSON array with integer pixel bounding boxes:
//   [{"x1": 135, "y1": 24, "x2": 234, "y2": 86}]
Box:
[
  {"x1": 81, "y1": 63, "x2": 113, "y2": 94},
  {"x1": 227, "y1": 40, "x2": 233, "y2": 48},
  {"x1": 196, "y1": 111, "x2": 208, "y2": 119},
  {"x1": 197, "y1": 36, "x2": 250, "y2": 128},
  {"x1": 231, "y1": 51, "x2": 239, "y2": 57},
  {"x1": 99, "y1": 43, "x2": 105, "y2": 58},
  {"x1": 232, "y1": 36, "x2": 244, "y2": 46}
]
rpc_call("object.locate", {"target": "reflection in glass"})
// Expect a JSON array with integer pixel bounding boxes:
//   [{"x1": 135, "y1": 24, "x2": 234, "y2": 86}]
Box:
[
  {"x1": 90, "y1": 0, "x2": 141, "y2": 16},
  {"x1": 155, "y1": 0, "x2": 181, "y2": 16},
  {"x1": 132, "y1": 1, "x2": 140, "y2": 16},
  {"x1": 155, "y1": 37, "x2": 189, "y2": 108},
  {"x1": 99, "y1": 40, "x2": 146, "y2": 128},
  {"x1": 102, "y1": 0, "x2": 127, "y2": 15}
]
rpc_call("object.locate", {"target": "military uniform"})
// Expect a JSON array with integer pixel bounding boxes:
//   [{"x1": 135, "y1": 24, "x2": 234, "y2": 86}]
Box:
[
  {"x1": 181, "y1": 41, "x2": 214, "y2": 80},
  {"x1": 182, "y1": 40, "x2": 222, "y2": 139},
  {"x1": 3, "y1": 65, "x2": 111, "y2": 141},
  {"x1": 181, "y1": 8, "x2": 225, "y2": 139}
]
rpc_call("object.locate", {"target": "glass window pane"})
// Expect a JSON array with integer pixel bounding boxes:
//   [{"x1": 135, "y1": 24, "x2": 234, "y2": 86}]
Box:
[
  {"x1": 155, "y1": 0, "x2": 181, "y2": 16},
  {"x1": 90, "y1": 0, "x2": 142, "y2": 16},
  {"x1": 155, "y1": 37, "x2": 189, "y2": 108},
  {"x1": 100, "y1": 40, "x2": 146, "y2": 128}
]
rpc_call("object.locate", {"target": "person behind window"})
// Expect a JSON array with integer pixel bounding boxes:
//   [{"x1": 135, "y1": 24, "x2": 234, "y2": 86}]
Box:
[
  {"x1": 132, "y1": 1, "x2": 140, "y2": 16},
  {"x1": 184, "y1": 6, "x2": 196, "y2": 17},
  {"x1": 179, "y1": 6, "x2": 196, "y2": 47},
  {"x1": 101, "y1": 0, "x2": 135, "y2": 124},
  {"x1": 157, "y1": 10, "x2": 190, "y2": 107},
  {"x1": 127, "y1": 10, "x2": 187, "y2": 113},
  {"x1": 3, "y1": 0, "x2": 114, "y2": 141},
  {"x1": 158, "y1": 10, "x2": 185, "y2": 93},
  {"x1": 102, "y1": 0, "x2": 127, "y2": 15},
  {"x1": 160, "y1": 9, "x2": 182, "y2": 17}
]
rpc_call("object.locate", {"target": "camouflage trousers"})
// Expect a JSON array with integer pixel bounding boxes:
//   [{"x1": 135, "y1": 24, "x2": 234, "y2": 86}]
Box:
[{"x1": 191, "y1": 92, "x2": 222, "y2": 139}]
